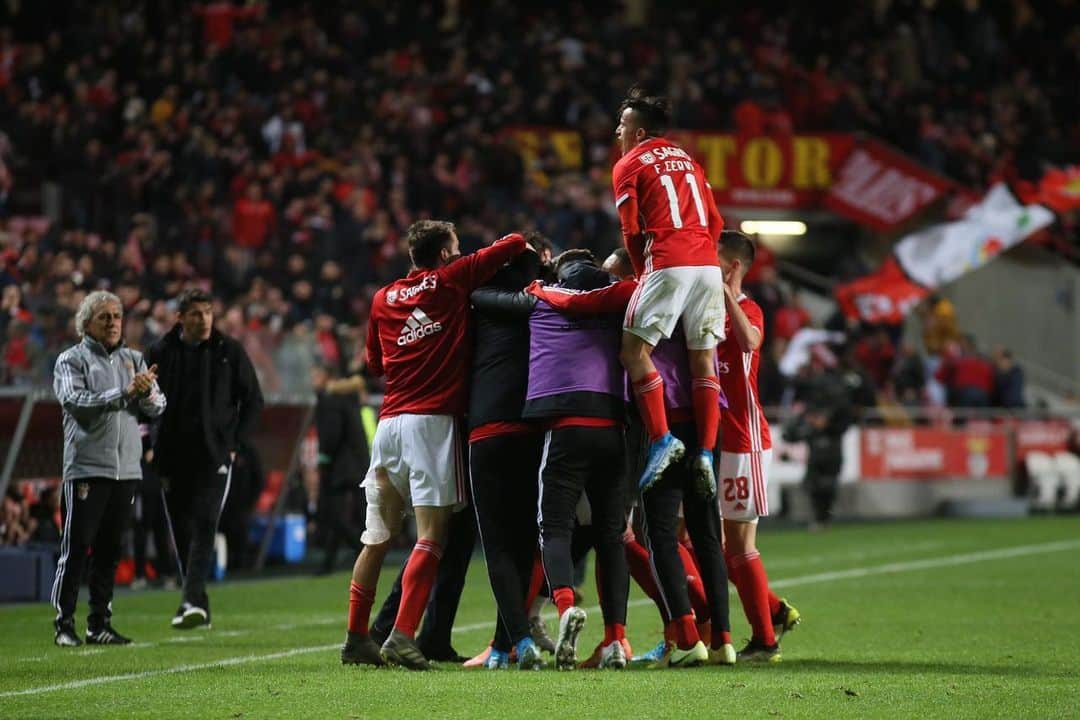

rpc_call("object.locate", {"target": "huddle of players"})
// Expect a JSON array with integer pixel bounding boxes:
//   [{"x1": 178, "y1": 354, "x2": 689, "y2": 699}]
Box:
[{"x1": 339, "y1": 89, "x2": 799, "y2": 671}]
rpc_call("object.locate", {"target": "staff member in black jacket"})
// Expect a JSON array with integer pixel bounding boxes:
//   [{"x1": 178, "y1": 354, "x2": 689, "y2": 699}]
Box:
[
  {"x1": 312, "y1": 365, "x2": 368, "y2": 574},
  {"x1": 147, "y1": 289, "x2": 264, "y2": 629}
]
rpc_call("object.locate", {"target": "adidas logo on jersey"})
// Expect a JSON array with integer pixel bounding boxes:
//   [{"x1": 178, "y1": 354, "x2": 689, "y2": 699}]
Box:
[{"x1": 397, "y1": 308, "x2": 443, "y2": 346}]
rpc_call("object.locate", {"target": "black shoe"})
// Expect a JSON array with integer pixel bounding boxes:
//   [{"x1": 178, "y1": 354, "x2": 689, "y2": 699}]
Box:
[
  {"x1": 341, "y1": 632, "x2": 385, "y2": 666},
  {"x1": 380, "y1": 629, "x2": 431, "y2": 670},
  {"x1": 420, "y1": 645, "x2": 468, "y2": 663},
  {"x1": 736, "y1": 638, "x2": 781, "y2": 663},
  {"x1": 369, "y1": 625, "x2": 390, "y2": 646},
  {"x1": 54, "y1": 619, "x2": 82, "y2": 647},
  {"x1": 86, "y1": 624, "x2": 133, "y2": 645}
]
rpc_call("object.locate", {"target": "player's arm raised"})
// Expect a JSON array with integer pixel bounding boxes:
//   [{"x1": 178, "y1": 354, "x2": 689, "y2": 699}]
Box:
[
  {"x1": 444, "y1": 232, "x2": 528, "y2": 291},
  {"x1": 724, "y1": 287, "x2": 763, "y2": 353}
]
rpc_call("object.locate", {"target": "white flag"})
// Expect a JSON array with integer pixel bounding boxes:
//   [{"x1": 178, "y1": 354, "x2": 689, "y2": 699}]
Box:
[{"x1": 892, "y1": 184, "x2": 1054, "y2": 289}]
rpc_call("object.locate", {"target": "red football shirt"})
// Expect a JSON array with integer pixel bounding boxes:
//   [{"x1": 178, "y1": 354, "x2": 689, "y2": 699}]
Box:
[
  {"x1": 366, "y1": 235, "x2": 527, "y2": 419},
  {"x1": 717, "y1": 294, "x2": 772, "y2": 453},
  {"x1": 612, "y1": 137, "x2": 724, "y2": 275}
]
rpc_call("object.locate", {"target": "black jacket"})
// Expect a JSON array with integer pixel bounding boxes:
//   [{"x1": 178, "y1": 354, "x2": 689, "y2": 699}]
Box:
[
  {"x1": 467, "y1": 251, "x2": 540, "y2": 432},
  {"x1": 146, "y1": 324, "x2": 264, "y2": 469},
  {"x1": 315, "y1": 390, "x2": 368, "y2": 490}
]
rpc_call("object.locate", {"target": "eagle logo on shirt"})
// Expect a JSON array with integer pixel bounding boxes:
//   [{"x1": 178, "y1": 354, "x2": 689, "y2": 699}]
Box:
[{"x1": 639, "y1": 151, "x2": 656, "y2": 164}]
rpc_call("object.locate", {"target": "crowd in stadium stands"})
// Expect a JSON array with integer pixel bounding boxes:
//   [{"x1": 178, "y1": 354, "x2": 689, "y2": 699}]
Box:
[{"x1": 1, "y1": 0, "x2": 1073, "y2": 398}]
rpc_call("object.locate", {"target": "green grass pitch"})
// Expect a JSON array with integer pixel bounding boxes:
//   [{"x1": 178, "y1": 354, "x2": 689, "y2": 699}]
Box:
[{"x1": 2, "y1": 517, "x2": 1079, "y2": 719}]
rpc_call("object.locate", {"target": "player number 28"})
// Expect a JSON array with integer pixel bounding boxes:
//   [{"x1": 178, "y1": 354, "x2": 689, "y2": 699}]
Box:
[
  {"x1": 722, "y1": 476, "x2": 750, "y2": 502},
  {"x1": 659, "y1": 173, "x2": 707, "y2": 229}
]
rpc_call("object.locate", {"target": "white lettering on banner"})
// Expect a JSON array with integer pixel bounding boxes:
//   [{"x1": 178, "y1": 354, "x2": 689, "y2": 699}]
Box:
[
  {"x1": 885, "y1": 449, "x2": 945, "y2": 473},
  {"x1": 831, "y1": 149, "x2": 939, "y2": 223}
]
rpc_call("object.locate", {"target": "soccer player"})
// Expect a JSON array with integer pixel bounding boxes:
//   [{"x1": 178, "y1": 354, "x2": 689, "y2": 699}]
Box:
[
  {"x1": 716, "y1": 231, "x2": 800, "y2": 663},
  {"x1": 340, "y1": 222, "x2": 527, "y2": 670},
  {"x1": 613, "y1": 87, "x2": 727, "y2": 499}
]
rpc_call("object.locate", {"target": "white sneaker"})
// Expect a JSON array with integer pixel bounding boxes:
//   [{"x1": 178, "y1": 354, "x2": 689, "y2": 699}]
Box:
[
  {"x1": 171, "y1": 602, "x2": 209, "y2": 630},
  {"x1": 597, "y1": 640, "x2": 627, "y2": 669},
  {"x1": 555, "y1": 606, "x2": 586, "y2": 670},
  {"x1": 708, "y1": 643, "x2": 737, "y2": 666}
]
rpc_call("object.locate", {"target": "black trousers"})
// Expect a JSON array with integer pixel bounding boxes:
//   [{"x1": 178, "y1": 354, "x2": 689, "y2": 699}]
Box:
[
  {"x1": 538, "y1": 425, "x2": 628, "y2": 626},
  {"x1": 806, "y1": 471, "x2": 839, "y2": 524},
  {"x1": 371, "y1": 505, "x2": 477, "y2": 654},
  {"x1": 470, "y1": 432, "x2": 542, "y2": 651},
  {"x1": 639, "y1": 421, "x2": 730, "y2": 633},
  {"x1": 161, "y1": 461, "x2": 230, "y2": 612},
  {"x1": 318, "y1": 482, "x2": 366, "y2": 573},
  {"x1": 51, "y1": 479, "x2": 137, "y2": 627},
  {"x1": 134, "y1": 462, "x2": 174, "y2": 578}
]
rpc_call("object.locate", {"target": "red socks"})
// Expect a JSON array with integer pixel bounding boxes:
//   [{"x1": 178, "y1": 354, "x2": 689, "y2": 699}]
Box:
[
  {"x1": 712, "y1": 627, "x2": 732, "y2": 649},
  {"x1": 603, "y1": 623, "x2": 627, "y2": 644},
  {"x1": 348, "y1": 581, "x2": 376, "y2": 635},
  {"x1": 677, "y1": 543, "x2": 709, "y2": 621},
  {"x1": 691, "y1": 376, "x2": 721, "y2": 451},
  {"x1": 552, "y1": 587, "x2": 576, "y2": 617},
  {"x1": 727, "y1": 550, "x2": 776, "y2": 646},
  {"x1": 394, "y1": 539, "x2": 443, "y2": 638},
  {"x1": 633, "y1": 371, "x2": 669, "y2": 442},
  {"x1": 768, "y1": 590, "x2": 782, "y2": 617},
  {"x1": 526, "y1": 553, "x2": 545, "y2": 609},
  {"x1": 624, "y1": 538, "x2": 669, "y2": 622},
  {"x1": 671, "y1": 614, "x2": 700, "y2": 650}
]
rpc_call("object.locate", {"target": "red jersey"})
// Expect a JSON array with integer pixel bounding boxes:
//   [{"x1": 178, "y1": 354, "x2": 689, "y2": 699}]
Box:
[
  {"x1": 612, "y1": 137, "x2": 724, "y2": 275},
  {"x1": 366, "y1": 234, "x2": 527, "y2": 419},
  {"x1": 717, "y1": 294, "x2": 772, "y2": 453}
]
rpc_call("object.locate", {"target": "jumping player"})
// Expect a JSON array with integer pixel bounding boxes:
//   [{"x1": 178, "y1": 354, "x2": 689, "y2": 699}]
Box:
[{"x1": 613, "y1": 87, "x2": 727, "y2": 499}]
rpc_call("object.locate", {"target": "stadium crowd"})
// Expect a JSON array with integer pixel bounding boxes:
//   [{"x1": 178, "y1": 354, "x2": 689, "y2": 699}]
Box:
[
  {"x1": 2, "y1": 1, "x2": 1064, "y2": 566},
  {"x1": 1, "y1": 0, "x2": 1068, "y2": 398}
]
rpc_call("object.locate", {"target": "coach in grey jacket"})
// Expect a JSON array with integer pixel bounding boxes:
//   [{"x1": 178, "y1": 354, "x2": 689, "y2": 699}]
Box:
[{"x1": 50, "y1": 290, "x2": 166, "y2": 647}]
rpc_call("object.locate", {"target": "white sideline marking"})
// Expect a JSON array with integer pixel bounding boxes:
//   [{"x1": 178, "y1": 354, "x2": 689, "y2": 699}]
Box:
[{"x1": 4, "y1": 538, "x2": 1078, "y2": 699}]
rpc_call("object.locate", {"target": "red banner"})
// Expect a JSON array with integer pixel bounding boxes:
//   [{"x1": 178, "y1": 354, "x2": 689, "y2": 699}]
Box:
[
  {"x1": 860, "y1": 428, "x2": 1011, "y2": 480},
  {"x1": 824, "y1": 139, "x2": 953, "y2": 231},
  {"x1": 833, "y1": 256, "x2": 928, "y2": 325},
  {"x1": 505, "y1": 127, "x2": 854, "y2": 209}
]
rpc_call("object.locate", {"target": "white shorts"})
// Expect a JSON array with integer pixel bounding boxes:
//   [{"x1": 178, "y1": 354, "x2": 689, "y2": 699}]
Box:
[
  {"x1": 363, "y1": 414, "x2": 465, "y2": 509},
  {"x1": 624, "y1": 266, "x2": 726, "y2": 349},
  {"x1": 717, "y1": 449, "x2": 772, "y2": 522}
]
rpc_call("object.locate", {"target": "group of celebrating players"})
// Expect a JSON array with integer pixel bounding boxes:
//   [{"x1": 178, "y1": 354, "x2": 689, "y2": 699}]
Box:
[{"x1": 340, "y1": 89, "x2": 799, "y2": 671}]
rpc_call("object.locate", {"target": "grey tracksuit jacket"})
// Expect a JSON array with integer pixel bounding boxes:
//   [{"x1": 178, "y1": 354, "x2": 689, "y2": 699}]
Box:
[{"x1": 53, "y1": 336, "x2": 167, "y2": 482}]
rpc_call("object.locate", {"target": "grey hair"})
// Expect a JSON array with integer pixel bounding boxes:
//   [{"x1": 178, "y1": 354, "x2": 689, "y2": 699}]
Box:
[{"x1": 75, "y1": 290, "x2": 122, "y2": 338}]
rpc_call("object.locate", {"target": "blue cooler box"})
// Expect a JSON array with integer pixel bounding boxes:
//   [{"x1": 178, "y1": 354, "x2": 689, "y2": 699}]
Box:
[{"x1": 249, "y1": 513, "x2": 306, "y2": 563}]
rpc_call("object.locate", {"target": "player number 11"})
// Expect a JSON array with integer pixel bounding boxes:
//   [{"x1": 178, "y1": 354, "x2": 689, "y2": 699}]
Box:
[{"x1": 659, "y1": 173, "x2": 708, "y2": 229}]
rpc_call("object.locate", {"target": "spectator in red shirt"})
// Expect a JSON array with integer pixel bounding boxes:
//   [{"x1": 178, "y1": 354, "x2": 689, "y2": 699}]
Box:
[
  {"x1": 935, "y1": 335, "x2": 995, "y2": 408},
  {"x1": 854, "y1": 328, "x2": 896, "y2": 390},
  {"x1": 233, "y1": 183, "x2": 276, "y2": 251},
  {"x1": 193, "y1": 2, "x2": 264, "y2": 50},
  {"x1": 772, "y1": 293, "x2": 811, "y2": 343}
]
